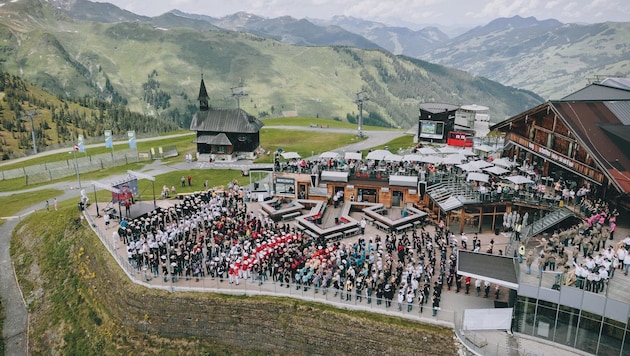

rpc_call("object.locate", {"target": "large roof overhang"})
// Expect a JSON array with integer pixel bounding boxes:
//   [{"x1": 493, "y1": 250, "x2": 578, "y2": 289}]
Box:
[{"x1": 457, "y1": 250, "x2": 519, "y2": 290}]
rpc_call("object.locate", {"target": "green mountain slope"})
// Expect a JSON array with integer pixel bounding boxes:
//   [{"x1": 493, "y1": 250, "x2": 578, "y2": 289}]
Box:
[
  {"x1": 423, "y1": 16, "x2": 630, "y2": 99},
  {"x1": 0, "y1": 0, "x2": 542, "y2": 129}
]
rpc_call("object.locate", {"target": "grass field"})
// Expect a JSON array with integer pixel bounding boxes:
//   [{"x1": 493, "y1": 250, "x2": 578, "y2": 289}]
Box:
[
  {"x1": 255, "y1": 128, "x2": 359, "y2": 163},
  {"x1": 0, "y1": 188, "x2": 63, "y2": 225}
]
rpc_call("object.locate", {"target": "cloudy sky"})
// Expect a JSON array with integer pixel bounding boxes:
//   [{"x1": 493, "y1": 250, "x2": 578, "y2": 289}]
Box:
[{"x1": 96, "y1": 0, "x2": 629, "y2": 28}]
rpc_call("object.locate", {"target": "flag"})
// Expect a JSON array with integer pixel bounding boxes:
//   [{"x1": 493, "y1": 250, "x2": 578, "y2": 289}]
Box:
[
  {"x1": 78, "y1": 134, "x2": 85, "y2": 153},
  {"x1": 104, "y1": 130, "x2": 112, "y2": 148},
  {"x1": 74, "y1": 144, "x2": 79, "y2": 151},
  {"x1": 128, "y1": 130, "x2": 136, "y2": 149}
]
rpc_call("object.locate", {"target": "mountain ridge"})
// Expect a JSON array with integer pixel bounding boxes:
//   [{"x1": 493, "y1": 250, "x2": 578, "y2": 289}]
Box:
[{"x1": 0, "y1": 0, "x2": 543, "y2": 137}]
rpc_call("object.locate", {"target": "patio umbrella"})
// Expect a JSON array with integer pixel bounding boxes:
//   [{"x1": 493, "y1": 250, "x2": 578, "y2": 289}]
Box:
[
  {"x1": 366, "y1": 149, "x2": 391, "y2": 160},
  {"x1": 469, "y1": 160, "x2": 493, "y2": 170},
  {"x1": 417, "y1": 147, "x2": 437, "y2": 155},
  {"x1": 438, "y1": 146, "x2": 461, "y2": 154},
  {"x1": 442, "y1": 153, "x2": 467, "y2": 165},
  {"x1": 383, "y1": 153, "x2": 403, "y2": 162},
  {"x1": 281, "y1": 151, "x2": 301, "y2": 159},
  {"x1": 457, "y1": 162, "x2": 480, "y2": 172},
  {"x1": 483, "y1": 165, "x2": 510, "y2": 175},
  {"x1": 474, "y1": 144, "x2": 496, "y2": 153},
  {"x1": 459, "y1": 148, "x2": 477, "y2": 156},
  {"x1": 492, "y1": 157, "x2": 517, "y2": 168},
  {"x1": 402, "y1": 154, "x2": 424, "y2": 162},
  {"x1": 419, "y1": 155, "x2": 442, "y2": 164},
  {"x1": 344, "y1": 151, "x2": 362, "y2": 161},
  {"x1": 506, "y1": 175, "x2": 535, "y2": 185},
  {"x1": 319, "y1": 151, "x2": 339, "y2": 159},
  {"x1": 466, "y1": 172, "x2": 489, "y2": 183}
]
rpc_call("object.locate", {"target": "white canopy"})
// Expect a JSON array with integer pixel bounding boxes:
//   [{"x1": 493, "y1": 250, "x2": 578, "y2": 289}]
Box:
[
  {"x1": 419, "y1": 155, "x2": 442, "y2": 164},
  {"x1": 366, "y1": 149, "x2": 391, "y2": 160},
  {"x1": 319, "y1": 151, "x2": 339, "y2": 159},
  {"x1": 483, "y1": 166, "x2": 510, "y2": 175},
  {"x1": 457, "y1": 162, "x2": 480, "y2": 172},
  {"x1": 506, "y1": 175, "x2": 534, "y2": 185},
  {"x1": 492, "y1": 157, "x2": 517, "y2": 168},
  {"x1": 383, "y1": 153, "x2": 403, "y2": 162},
  {"x1": 467, "y1": 172, "x2": 489, "y2": 183},
  {"x1": 416, "y1": 147, "x2": 437, "y2": 155},
  {"x1": 438, "y1": 146, "x2": 461, "y2": 154},
  {"x1": 459, "y1": 148, "x2": 477, "y2": 156},
  {"x1": 474, "y1": 144, "x2": 496, "y2": 153},
  {"x1": 442, "y1": 154, "x2": 467, "y2": 165},
  {"x1": 402, "y1": 154, "x2": 424, "y2": 162},
  {"x1": 345, "y1": 152, "x2": 362, "y2": 161},
  {"x1": 469, "y1": 160, "x2": 493, "y2": 169},
  {"x1": 281, "y1": 151, "x2": 301, "y2": 159}
]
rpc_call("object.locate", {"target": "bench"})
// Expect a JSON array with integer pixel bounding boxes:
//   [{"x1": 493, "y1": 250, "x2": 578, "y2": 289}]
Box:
[
  {"x1": 258, "y1": 209, "x2": 269, "y2": 217},
  {"x1": 364, "y1": 215, "x2": 375, "y2": 225},
  {"x1": 375, "y1": 220, "x2": 389, "y2": 232},
  {"x1": 395, "y1": 224, "x2": 412, "y2": 233},
  {"x1": 282, "y1": 211, "x2": 301, "y2": 221},
  {"x1": 344, "y1": 228, "x2": 360, "y2": 238},
  {"x1": 294, "y1": 223, "x2": 305, "y2": 231}
]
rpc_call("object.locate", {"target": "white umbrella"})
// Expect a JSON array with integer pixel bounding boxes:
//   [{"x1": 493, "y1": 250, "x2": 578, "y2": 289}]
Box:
[
  {"x1": 383, "y1": 153, "x2": 403, "y2": 162},
  {"x1": 417, "y1": 147, "x2": 437, "y2": 155},
  {"x1": 438, "y1": 146, "x2": 461, "y2": 154},
  {"x1": 442, "y1": 154, "x2": 467, "y2": 165},
  {"x1": 469, "y1": 160, "x2": 493, "y2": 169},
  {"x1": 281, "y1": 151, "x2": 301, "y2": 159},
  {"x1": 419, "y1": 155, "x2": 442, "y2": 164},
  {"x1": 483, "y1": 166, "x2": 510, "y2": 175},
  {"x1": 459, "y1": 148, "x2": 477, "y2": 156},
  {"x1": 466, "y1": 172, "x2": 489, "y2": 183},
  {"x1": 366, "y1": 149, "x2": 391, "y2": 160},
  {"x1": 457, "y1": 162, "x2": 480, "y2": 172},
  {"x1": 319, "y1": 151, "x2": 339, "y2": 159},
  {"x1": 492, "y1": 158, "x2": 517, "y2": 168},
  {"x1": 402, "y1": 154, "x2": 424, "y2": 162},
  {"x1": 474, "y1": 144, "x2": 495, "y2": 153},
  {"x1": 506, "y1": 175, "x2": 534, "y2": 185},
  {"x1": 345, "y1": 151, "x2": 362, "y2": 161}
]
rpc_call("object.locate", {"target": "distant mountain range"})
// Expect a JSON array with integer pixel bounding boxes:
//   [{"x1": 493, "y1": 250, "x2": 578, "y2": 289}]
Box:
[
  {"x1": 0, "y1": 0, "x2": 545, "y2": 133},
  {"x1": 168, "y1": 9, "x2": 629, "y2": 100}
]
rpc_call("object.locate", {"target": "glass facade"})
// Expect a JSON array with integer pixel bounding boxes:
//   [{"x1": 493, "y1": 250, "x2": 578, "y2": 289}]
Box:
[{"x1": 514, "y1": 296, "x2": 630, "y2": 355}]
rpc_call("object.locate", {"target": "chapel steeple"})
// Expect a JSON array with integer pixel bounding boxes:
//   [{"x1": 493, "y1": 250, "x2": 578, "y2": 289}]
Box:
[{"x1": 198, "y1": 74, "x2": 209, "y2": 111}]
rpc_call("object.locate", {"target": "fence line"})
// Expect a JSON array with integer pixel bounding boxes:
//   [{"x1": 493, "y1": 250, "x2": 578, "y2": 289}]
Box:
[{"x1": 1, "y1": 150, "x2": 143, "y2": 184}]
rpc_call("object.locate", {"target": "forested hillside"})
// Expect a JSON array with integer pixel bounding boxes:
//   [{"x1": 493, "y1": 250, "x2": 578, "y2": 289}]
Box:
[{"x1": 0, "y1": 71, "x2": 178, "y2": 159}]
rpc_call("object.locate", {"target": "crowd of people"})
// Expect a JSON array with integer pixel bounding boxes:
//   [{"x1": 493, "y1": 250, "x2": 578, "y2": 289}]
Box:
[
  {"x1": 111, "y1": 185, "x2": 506, "y2": 317},
  {"x1": 522, "y1": 196, "x2": 626, "y2": 295}
]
